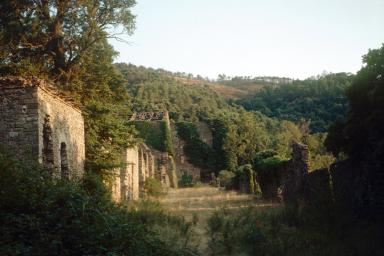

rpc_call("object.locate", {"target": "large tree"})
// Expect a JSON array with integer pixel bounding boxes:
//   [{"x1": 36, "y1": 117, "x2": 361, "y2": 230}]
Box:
[
  {"x1": 0, "y1": 0, "x2": 135, "y2": 80},
  {"x1": 326, "y1": 44, "x2": 384, "y2": 162}
]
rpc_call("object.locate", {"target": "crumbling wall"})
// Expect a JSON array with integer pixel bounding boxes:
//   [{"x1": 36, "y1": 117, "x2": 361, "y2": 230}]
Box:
[
  {"x1": 0, "y1": 77, "x2": 85, "y2": 178},
  {"x1": 37, "y1": 86, "x2": 85, "y2": 179},
  {"x1": 138, "y1": 143, "x2": 157, "y2": 197},
  {"x1": 258, "y1": 161, "x2": 289, "y2": 200},
  {"x1": 112, "y1": 143, "x2": 170, "y2": 203},
  {"x1": 0, "y1": 80, "x2": 39, "y2": 158},
  {"x1": 151, "y1": 149, "x2": 171, "y2": 187},
  {"x1": 131, "y1": 111, "x2": 178, "y2": 187},
  {"x1": 282, "y1": 141, "x2": 309, "y2": 205},
  {"x1": 171, "y1": 123, "x2": 202, "y2": 181},
  {"x1": 196, "y1": 121, "x2": 213, "y2": 146},
  {"x1": 303, "y1": 168, "x2": 332, "y2": 205}
]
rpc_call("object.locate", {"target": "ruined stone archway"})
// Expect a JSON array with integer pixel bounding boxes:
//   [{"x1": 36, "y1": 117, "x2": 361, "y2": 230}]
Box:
[
  {"x1": 60, "y1": 142, "x2": 69, "y2": 179},
  {"x1": 42, "y1": 115, "x2": 54, "y2": 169}
]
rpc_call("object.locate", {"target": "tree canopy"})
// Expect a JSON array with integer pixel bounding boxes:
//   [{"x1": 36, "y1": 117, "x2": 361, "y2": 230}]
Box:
[
  {"x1": 236, "y1": 73, "x2": 353, "y2": 132},
  {"x1": 326, "y1": 44, "x2": 384, "y2": 162},
  {"x1": 0, "y1": 0, "x2": 136, "y2": 80}
]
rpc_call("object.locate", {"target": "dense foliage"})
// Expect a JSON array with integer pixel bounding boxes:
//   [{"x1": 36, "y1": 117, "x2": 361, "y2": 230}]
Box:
[
  {"x1": 129, "y1": 120, "x2": 174, "y2": 156},
  {"x1": 176, "y1": 122, "x2": 216, "y2": 169},
  {"x1": 212, "y1": 110, "x2": 302, "y2": 171},
  {"x1": 207, "y1": 206, "x2": 383, "y2": 256},
  {"x1": 117, "y1": 63, "x2": 227, "y2": 122},
  {"x1": 326, "y1": 45, "x2": 384, "y2": 162},
  {"x1": 237, "y1": 73, "x2": 353, "y2": 132},
  {"x1": 0, "y1": 151, "x2": 196, "y2": 255},
  {"x1": 0, "y1": 0, "x2": 136, "y2": 80}
]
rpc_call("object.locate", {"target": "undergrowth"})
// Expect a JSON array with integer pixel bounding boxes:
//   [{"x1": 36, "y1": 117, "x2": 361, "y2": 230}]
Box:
[
  {"x1": 207, "y1": 206, "x2": 384, "y2": 256},
  {"x1": 0, "y1": 150, "x2": 197, "y2": 255}
]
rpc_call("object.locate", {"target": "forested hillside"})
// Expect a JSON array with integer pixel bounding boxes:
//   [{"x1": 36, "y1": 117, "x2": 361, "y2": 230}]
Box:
[
  {"x1": 115, "y1": 63, "x2": 334, "y2": 177},
  {"x1": 116, "y1": 63, "x2": 227, "y2": 122},
  {"x1": 235, "y1": 73, "x2": 353, "y2": 132}
]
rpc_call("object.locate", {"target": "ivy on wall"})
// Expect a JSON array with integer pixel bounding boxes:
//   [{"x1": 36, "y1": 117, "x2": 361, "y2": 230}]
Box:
[{"x1": 129, "y1": 120, "x2": 174, "y2": 156}]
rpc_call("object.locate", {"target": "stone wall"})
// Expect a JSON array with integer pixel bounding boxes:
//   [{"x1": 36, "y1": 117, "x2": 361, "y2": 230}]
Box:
[
  {"x1": 111, "y1": 143, "x2": 172, "y2": 203},
  {"x1": 151, "y1": 149, "x2": 171, "y2": 187},
  {"x1": 196, "y1": 121, "x2": 213, "y2": 146},
  {"x1": 281, "y1": 141, "x2": 383, "y2": 218},
  {"x1": 303, "y1": 168, "x2": 332, "y2": 205},
  {"x1": 37, "y1": 86, "x2": 85, "y2": 178},
  {"x1": 138, "y1": 143, "x2": 156, "y2": 197},
  {"x1": 0, "y1": 77, "x2": 85, "y2": 178},
  {"x1": 171, "y1": 122, "x2": 202, "y2": 181},
  {"x1": 0, "y1": 80, "x2": 40, "y2": 158},
  {"x1": 282, "y1": 141, "x2": 309, "y2": 205}
]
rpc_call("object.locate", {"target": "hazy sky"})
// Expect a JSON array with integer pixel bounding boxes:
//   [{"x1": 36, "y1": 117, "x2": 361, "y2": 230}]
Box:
[{"x1": 109, "y1": 0, "x2": 384, "y2": 79}]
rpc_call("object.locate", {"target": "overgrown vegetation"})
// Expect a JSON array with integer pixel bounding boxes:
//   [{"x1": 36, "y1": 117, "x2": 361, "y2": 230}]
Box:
[
  {"x1": 176, "y1": 122, "x2": 216, "y2": 169},
  {"x1": 0, "y1": 151, "x2": 196, "y2": 255},
  {"x1": 118, "y1": 63, "x2": 227, "y2": 122},
  {"x1": 207, "y1": 206, "x2": 384, "y2": 256},
  {"x1": 144, "y1": 177, "x2": 167, "y2": 197},
  {"x1": 178, "y1": 172, "x2": 195, "y2": 188},
  {"x1": 326, "y1": 45, "x2": 384, "y2": 161}
]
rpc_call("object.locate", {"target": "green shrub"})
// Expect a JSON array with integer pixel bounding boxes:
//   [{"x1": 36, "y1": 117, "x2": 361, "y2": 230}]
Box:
[
  {"x1": 218, "y1": 170, "x2": 235, "y2": 189},
  {"x1": 129, "y1": 120, "x2": 165, "y2": 151},
  {"x1": 144, "y1": 177, "x2": 166, "y2": 197},
  {"x1": 236, "y1": 164, "x2": 256, "y2": 194},
  {"x1": 162, "y1": 121, "x2": 175, "y2": 156},
  {"x1": 207, "y1": 207, "x2": 345, "y2": 256},
  {"x1": 207, "y1": 205, "x2": 384, "y2": 256},
  {"x1": 0, "y1": 151, "x2": 195, "y2": 255},
  {"x1": 176, "y1": 122, "x2": 216, "y2": 169},
  {"x1": 179, "y1": 171, "x2": 194, "y2": 187},
  {"x1": 253, "y1": 151, "x2": 288, "y2": 199}
]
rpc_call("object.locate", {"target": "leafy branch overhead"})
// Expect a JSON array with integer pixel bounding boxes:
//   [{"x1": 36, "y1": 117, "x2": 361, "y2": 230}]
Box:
[{"x1": 0, "y1": 0, "x2": 136, "y2": 80}]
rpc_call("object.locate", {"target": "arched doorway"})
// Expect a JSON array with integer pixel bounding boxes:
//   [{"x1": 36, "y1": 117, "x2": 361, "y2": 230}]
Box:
[
  {"x1": 42, "y1": 115, "x2": 54, "y2": 169},
  {"x1": 60, "y1": 142, "x2": 69, "y2": 179}
]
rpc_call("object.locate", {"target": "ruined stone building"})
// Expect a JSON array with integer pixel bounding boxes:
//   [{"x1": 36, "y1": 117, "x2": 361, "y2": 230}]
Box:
[
  {"x1": 132, "y1": 111, "x2": 177, "y2": 187},
  {"x1": 171, "y1": 121, "x2": 213, "y2": 181},
  {"x1": 110, "y1": 111, "x2": 181, "y2": 203},
  {"x1": 282, "y1": 141, "x2": 309, "y2": 205},
  {"x1": 0, "y1": 77, "x2": 85, "y2": 179},
  {"x1": 111, "y1": 143, "x2": 169, "y2": 202}
]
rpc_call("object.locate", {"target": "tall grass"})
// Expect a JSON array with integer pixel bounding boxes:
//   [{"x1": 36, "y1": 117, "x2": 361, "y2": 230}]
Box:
[{"x1": 206, "y1": 205, "x2": 384, "y2": 256}]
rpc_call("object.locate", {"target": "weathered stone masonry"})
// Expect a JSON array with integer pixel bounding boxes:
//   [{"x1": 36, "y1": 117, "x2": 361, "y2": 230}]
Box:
[
  {"x1": 111, "y1": 143, "x2": 160, "y2": 203},
  {"x1": 0, "y1": 77, "x2": 85, "y2": 178}
]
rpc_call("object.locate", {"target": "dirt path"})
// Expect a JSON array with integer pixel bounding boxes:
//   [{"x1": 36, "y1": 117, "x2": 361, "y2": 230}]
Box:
[{"x1": 159, "y1": 185, "x2": 276, "y2": 255}]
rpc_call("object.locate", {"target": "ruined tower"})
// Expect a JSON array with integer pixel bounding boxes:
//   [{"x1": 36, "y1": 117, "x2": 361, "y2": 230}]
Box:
[{"x1": 0, "y1": 77, "x2": 85, "y2": 178}]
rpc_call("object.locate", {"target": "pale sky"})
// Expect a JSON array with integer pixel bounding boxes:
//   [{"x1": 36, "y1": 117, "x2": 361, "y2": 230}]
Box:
[{"x1": 109, "y1": 0, "x2": 384, "y2": 80}]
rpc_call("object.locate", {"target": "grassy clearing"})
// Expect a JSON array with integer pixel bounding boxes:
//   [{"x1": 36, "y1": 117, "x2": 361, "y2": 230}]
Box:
[{"x1": 159, "y1": 186, "x2": 278, "y2": 255}]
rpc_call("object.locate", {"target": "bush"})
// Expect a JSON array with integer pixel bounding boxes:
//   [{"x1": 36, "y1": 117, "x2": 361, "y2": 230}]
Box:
[
  {"x1": 253, "y1": 151, "x2": 288, "y2": 199},
  {"x1": 218, "y1": 170, "x2": 235, "y2": 189},
  {"x1": 0, "y1": 150, "x2": 196, "y2": 255},
  {"x1": 207, "y1": 207, "x2": 342, "y2": 256},
  {"x1": 176, "y1": 122, "x2": 216, "y2": 169},
  {"x1": 145, "y1": 177, "x2": 167, "y2": 197},
  {"x1": 236, "y1": 164, "x2": 256, "y2": 194},
  {"x1": 207, "y1": 205, "x2": 384, "y2": 256},
  {"x1": 179, "y1": 171, "x2": 194, "y2": 187}
]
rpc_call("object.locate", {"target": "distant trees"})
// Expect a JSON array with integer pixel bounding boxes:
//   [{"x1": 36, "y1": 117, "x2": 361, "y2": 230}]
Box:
[
  {"x1": 236, "y1": 73, "x2": 353, "y2": 132},
  {"x1": 116, "y1": 63, "x2": 227, "y2": 122}
]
